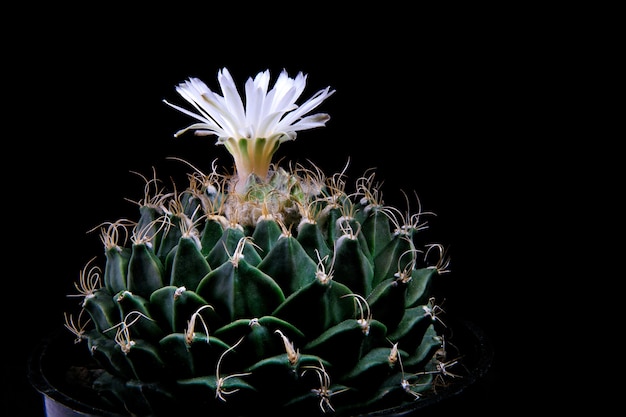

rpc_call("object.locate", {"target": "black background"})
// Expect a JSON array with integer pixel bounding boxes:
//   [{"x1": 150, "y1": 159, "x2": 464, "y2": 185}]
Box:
[{"x1": 3, "y1": 4, "x2": 592, "y2": 416}]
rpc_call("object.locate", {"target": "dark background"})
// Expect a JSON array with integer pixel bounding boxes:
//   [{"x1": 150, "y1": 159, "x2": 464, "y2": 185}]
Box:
[{"x1": 4, "y1": 5, "x2": 595, "y2": 416}]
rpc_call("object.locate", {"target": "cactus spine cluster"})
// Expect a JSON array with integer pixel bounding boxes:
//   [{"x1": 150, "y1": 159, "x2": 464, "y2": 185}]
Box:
[{"x1": 63, "y1": 68, "x2": 458, "y2": 417}]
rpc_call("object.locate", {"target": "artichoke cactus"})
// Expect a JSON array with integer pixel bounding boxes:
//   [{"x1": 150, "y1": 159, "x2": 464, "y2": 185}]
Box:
[{"x1": 63, "y1": 68, "x2": 458, "y2": 417}]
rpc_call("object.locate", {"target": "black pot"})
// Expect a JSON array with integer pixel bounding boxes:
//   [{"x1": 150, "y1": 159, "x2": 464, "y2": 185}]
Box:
[{"x1": 28, "y1": 318, "x2": 493, "y2": 417}]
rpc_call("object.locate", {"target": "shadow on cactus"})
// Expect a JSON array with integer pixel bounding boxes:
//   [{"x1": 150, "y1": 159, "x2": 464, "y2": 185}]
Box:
[{"x1": 63, "y1": 68, "x2": 463, "y2": 417}]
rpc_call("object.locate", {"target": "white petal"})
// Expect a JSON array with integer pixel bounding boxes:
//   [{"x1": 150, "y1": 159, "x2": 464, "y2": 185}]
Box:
[{"x1": 218, "y1": 69, "x2": 247, "y2": 127}]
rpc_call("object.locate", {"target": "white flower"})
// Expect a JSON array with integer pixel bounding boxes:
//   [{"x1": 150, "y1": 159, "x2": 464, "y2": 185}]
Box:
[{"x1": 164, "y1": 68, "x2": 335, "y2": 193}]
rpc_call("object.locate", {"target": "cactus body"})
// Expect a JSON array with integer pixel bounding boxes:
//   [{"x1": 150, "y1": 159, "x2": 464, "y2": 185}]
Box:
[{"x1": 66, "y1": 164, "x2": 455, "y2": 417}]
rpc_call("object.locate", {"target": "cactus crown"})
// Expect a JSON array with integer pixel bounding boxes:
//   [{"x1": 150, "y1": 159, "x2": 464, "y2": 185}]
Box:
[{"x1": 63, "y1": 68, "x2": 460, "y2": 417}]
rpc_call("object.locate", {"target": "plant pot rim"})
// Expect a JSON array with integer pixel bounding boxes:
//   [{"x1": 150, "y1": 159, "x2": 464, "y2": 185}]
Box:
[
  {"x1": 28, "y1": 331, "x2": 127, "y2": 417},
  {"x1": 29, "y1": 317, "x2": 494, "y2": 417}
]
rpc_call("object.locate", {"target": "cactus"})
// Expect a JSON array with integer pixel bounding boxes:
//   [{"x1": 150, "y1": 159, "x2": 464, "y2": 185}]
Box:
[{"x1": 63, "y1": 68, "x2": 459, "y2": 417}]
